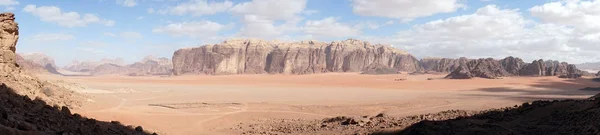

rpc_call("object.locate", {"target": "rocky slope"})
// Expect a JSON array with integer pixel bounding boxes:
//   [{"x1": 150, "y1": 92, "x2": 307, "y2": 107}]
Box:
[
  {"x1": 394, "y1": 96, "x2": 600, "y2": 135},
  {"x1": 419, "y1": 57, "x2": 469, "y2": 73},
  {"x1": 445, "y1": 57, "x2": 586, "y2": 79},
  {"x1": 236, "y1": 93, "x2": 600, "y2": 135},
  {"x1": 0, "y1": 12, "x2": 153, "y2": 135},
  {"x1": 0, "y1": 12, "x2": 81, "y2": 108},
  {"x1": 172, "y1": 39, "x2": 421, "y2": 75}
]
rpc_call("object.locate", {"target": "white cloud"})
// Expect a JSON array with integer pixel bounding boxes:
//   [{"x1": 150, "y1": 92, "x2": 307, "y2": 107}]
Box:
[
  {"x1": 22, "y1": 5, "x2": 115, "y2": 27},
  {"x1": 103, "y1": 32, "x2": 116, "y2": 37},
  {"x1": 364, "y1": 5, "x2": 600, "y2": 64},
  {"x1": 231, "y1": 0, "x2": 307, "y2": 39},
  {"x1": 120, "y1": 31, "x2": 143, "y2": 39},
  {"x1": 530, "y1": 0, "x2": 600, "y2": 31},
  {"x1": 152, "y1": 21, "x2": 233, "y2": 38},
  {"x1": 351, "y1": 0, "x2": 465, "y2": 21},
  {"x1": 230, "y1": 0, "x2": 306, "y2": 21},
  {"x1": 157, "y1": 0, "x2": 233, "y2": 16},
  {"x1": 303, "y1": 17, "x2": 360, "y2": 39},
  {"x1": 32, "y1": 33, "x2": 75, "y2": 42},
  {"x1": 136, "y1": 16, "x2": 144, "y2": 20},
  {"x1": 116, "y1": 0, "x2": 137, "y2": 7},
  {"x1": 0, "y1": 0, "x2": 18, "y2": 6},
  {"x1": 80, "y1": 41, "x2": 109, "y2": 47}
]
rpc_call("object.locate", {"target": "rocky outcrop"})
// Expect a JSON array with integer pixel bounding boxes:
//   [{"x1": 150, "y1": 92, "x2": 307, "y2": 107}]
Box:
[
  {"x1": 0, "y1": 12, "x2": 82, "y2": 108},
  {"x1": 172, "y1": 39, "x2": 421, "y2": 75},
  {"x1": 446, "y1": 57, "x2": 585, "y2": 79},
  {"x1": 499, "y1": 56, "x2": 524, "y2": 75},
  {"x1": 0, "y1": 12, "x2": 154, "y2": 135},
  {"x1": 419, "y1": 57, "x2": 470, "y2": 73},
  {"x1": 360, "y1": 63, "x2": 399, "y2": 75},
  {"x1": 445, "y1": 58, "x2": 510, "y2": 79}
]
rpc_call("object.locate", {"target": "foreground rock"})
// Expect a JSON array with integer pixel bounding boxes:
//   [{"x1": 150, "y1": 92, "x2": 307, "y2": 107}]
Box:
[
  {"x1": 394, "y1": 96, "x2": 600, "y2": 135},
  {"x1": 0, "y1": 12, "x2": 154, "y2": 135},
  {"x1": 172, "y1": 39, "x2": 421, "y2": 75},
  {"x1": 0, "y1": 12, "x2": 81, "y2": 108},
  {"x1": 235, "y1": 110, "x2": 477, "y2": 135}
]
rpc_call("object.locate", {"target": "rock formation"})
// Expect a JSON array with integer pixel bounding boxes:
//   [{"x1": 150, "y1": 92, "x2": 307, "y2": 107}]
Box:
[
  {"x1": 394, "y1": 95, "x2": 600, "y2": 135},
  {"x1": 360, "y1": 63, "x2": 399, "y2": 75},
  {"x1": 172, "y1": 39, "x2": 421, "y2": 75},
  {"x1": 445, "y1": 58, "x2": 510, "y2": 79},
  {"x1": 419, "y1": 57, "x2": 468, "y2": 73},
  {"x1": 0, "y1": 12, "x2": 81, "y2": 107},
  {"x1": 0, "y1": 12, "x2": 154, "y2": 135},
  {"x1": 499, "y1": 56, "x2": 524, "y2": 75},
  {"x1": 446, "y1": 57, "x2": 586, "y2": 79}
]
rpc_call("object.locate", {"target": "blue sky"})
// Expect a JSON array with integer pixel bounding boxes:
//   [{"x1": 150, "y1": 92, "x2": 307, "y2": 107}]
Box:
[{"x1": 7, "y1": 0, "x2": 600, "y2": 66}]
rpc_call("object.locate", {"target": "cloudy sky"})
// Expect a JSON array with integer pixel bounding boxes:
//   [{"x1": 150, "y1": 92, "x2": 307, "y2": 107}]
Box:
[{"x1": 6, "y1": 0, "x2": 600, "y2": 66}]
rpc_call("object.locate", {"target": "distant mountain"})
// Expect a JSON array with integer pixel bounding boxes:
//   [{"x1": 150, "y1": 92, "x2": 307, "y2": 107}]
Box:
[
  {"x1": 576, "y1": 62, "x2": 600, "y2": 72},
  {"x1": 67, "y1": 56, "x2": 173, "y2": 76},
  {"x1": 16, "y1": 53, "x2": 60, "y2": 74},
  {"x1": 63, "y1": 58, "x2": 125, "y2": 72}
]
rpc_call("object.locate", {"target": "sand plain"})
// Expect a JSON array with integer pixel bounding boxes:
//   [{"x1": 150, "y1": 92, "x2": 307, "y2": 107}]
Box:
[{"x1": 38, "y1": 73, "x2": 600, "y2": 135}]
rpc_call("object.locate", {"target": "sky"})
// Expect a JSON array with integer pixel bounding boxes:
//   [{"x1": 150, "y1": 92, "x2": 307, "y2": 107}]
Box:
[{"x1": 5, "y1": 0, "x2": 600, "y2": 67}]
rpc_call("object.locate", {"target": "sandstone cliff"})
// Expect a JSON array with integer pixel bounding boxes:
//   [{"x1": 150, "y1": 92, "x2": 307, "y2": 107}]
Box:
[{"x1": 172, "y1": 39, "x2": 421, "y2": 75}]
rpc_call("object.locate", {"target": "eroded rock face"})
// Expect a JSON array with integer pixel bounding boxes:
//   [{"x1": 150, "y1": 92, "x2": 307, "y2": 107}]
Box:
[
  {"x1": 499, "y1": 56, "x2": 524, "y2": 75},
  {"x1": 16, "y1": 53, "x2": 60, "y2": 74},
  {"x1": 64, "y1": 58, "x2": 125, "y2": 72},
  {"x1": 447, "y1": 57, "x2": 585, "y2": 79},
  {"x1": 420, "y1": 58, "x2": 462, "y2": 73},
  {"x1": 360, "y1": 63, "x2": 399, "y2": 75},
  {"x1": 173, "y1": 39, "x2": 421, "y2": 75},
  {"x1": 445, "y1": 58, "x2": 510, "y2": 79},
  {"x1": 0, "y1": 12, "x2": 82, "y2": 108}
]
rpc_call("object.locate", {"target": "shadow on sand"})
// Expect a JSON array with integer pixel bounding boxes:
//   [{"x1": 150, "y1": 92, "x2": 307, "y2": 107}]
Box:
[
  {"x1": 372, "y1": 77, "x2": 600, "y2": 135},
  {"x1": 0, "y1": 83, "x2": 155, "y2": 135}
]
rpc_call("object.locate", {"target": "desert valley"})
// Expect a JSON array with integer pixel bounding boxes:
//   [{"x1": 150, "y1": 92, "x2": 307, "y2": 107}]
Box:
[{"x1": 4, "y1": 0, "x2": 600, "y2": 135}]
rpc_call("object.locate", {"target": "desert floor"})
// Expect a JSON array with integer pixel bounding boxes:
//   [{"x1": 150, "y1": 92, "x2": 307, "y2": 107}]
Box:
[{"x1": 39, "y1": 73, "x2": 600, "y2": 135}]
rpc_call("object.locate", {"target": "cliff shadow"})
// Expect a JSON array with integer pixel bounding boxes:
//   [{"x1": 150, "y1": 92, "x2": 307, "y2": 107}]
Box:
[
  {"x1": 0, "y1": 83, "x2": 155, "y2": 135},
  {"x1": 462, "y1": 77, "x2": 600, "y2": 102}
]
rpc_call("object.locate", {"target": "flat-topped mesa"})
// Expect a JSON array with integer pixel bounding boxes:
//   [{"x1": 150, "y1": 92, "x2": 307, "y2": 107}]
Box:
[{"x1": 172, "y1": 38, "x2": 419, "y2": 75}]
